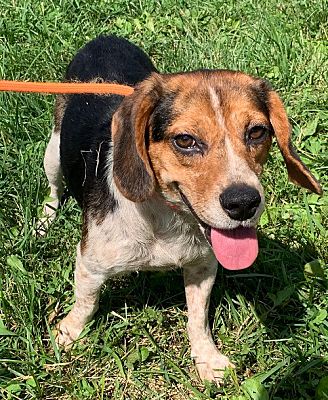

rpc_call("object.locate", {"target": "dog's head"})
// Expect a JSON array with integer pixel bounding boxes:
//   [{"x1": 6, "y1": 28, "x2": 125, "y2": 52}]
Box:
[{"x1": 112, "y1": 71, "x2": 322, "y2": 269}]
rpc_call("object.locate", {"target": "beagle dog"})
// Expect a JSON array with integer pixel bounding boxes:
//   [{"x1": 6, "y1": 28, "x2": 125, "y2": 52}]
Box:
[{"x1": 41, "y1": 35, "x2": 322, "y2": 384}]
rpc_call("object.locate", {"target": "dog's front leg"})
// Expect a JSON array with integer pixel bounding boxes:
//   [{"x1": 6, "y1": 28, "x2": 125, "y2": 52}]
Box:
[
  {"x1": 184, "y1": 259, "x2": 234, "y2": 384},
  {"x1": 56, "y1": 244, "x2": 107, "y2": 347}
]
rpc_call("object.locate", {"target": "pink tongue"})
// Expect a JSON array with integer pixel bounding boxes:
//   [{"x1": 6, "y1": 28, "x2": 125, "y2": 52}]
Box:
[{"x1": 210, "y1": 226, "x2": 258, "y2": 270}]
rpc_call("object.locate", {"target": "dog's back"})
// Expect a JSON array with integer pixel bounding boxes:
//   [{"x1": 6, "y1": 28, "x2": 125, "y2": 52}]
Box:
[
  {"x1": 60, "y1": 36, "x2": 157, "y2": 206},
  {"x1": 65, "y1": 35, "x2": 156, "y2": 84}
]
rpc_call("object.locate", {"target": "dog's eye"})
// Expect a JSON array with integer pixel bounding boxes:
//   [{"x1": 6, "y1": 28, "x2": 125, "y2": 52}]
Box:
[
  {"x1": 174, "y1": 134, "x2": 197, "y2": 149},
  {"x1": 172, "y1": 133, "x2": 207, "y2": 156},
  {"x1": 247, "y1": 126, "x2": 270, "y2": 144}
]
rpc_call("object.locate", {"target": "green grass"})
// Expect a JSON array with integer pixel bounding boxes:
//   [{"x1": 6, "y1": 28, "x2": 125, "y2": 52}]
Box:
[{"x1": 0, "y1": 0, "x2": 327, "y2": 398}]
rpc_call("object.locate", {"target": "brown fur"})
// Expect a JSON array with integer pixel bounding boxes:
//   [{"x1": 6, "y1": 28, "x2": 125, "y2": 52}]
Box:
[
  {"x1": 267, "y1": 91, "x2": 322, "y2": 194},
  {"x1": 139, "y1": 71, "x2": 322, "y2": 213},
  {"x1": 48, "y1": 68, "x2": 322, "y2": 386},
  {"x1": 53, "y1": 95, "x2": 68, "y2": 133},
  {"x1": 145, "y1": 73, "x2": 267, "y2": 216}
]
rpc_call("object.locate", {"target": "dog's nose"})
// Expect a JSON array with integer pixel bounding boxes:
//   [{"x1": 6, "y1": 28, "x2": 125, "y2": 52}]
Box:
[{"x1": 220, "y1": 184, "x2": 261, "y2": 221}]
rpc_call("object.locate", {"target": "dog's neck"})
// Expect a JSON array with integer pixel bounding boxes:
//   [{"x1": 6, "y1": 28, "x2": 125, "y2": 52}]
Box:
[{"x1": 110, "y1": 180, "x2": 201, "y2": 236}]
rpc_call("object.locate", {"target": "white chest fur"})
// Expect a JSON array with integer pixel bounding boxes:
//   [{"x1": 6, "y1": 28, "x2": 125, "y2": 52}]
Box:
[{"x1": 82, "y1": 193, "x2": 215, "y2": 276}]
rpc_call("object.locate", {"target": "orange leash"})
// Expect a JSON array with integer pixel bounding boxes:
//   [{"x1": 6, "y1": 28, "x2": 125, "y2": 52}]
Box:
[{"x1": 0, "y1": 80, "x2": 134, "y2": 96}]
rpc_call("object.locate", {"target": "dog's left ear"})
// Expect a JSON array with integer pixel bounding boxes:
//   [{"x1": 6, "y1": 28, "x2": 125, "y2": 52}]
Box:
[
  {"x1": 267, "y1": 90, "x2": 322, "y2": 195},
  {"x1": 112, "y1": 73, "x2": 163, "y2": 202}
]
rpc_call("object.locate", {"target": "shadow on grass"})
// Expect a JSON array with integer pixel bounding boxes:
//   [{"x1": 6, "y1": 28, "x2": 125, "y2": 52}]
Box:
[
  {"x1": 95, "y1": 232, "x2": 327, "y2": 398},
  {"x1": 215, "y1": 233, "x2": 327, "y2": 398}
]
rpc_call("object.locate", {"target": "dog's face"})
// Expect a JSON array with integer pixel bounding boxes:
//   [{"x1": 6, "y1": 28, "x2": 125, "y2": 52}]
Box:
[
  {"x1": 147, "y1": 72, "x2": 272, "y2": 231},
  {"x1": 112, "y1": 71, "x2": 322, "y2": 269}
]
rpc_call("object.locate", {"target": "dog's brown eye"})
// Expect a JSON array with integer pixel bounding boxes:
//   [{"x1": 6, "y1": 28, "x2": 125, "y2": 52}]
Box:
[
  {"x1": 247, "y1": 126, "x2": 270, "y2": 144},
  {"x1": 172, "y1": 133, "x2": 207, "y2": 155},
  {"x1": 174, "y1": 134, "x2": 196, "y2": 149}
]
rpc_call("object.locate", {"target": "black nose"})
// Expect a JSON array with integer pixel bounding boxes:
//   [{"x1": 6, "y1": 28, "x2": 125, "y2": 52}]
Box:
[{"x1": 220, "y1": 184, "x2": 261, "y2": 221}]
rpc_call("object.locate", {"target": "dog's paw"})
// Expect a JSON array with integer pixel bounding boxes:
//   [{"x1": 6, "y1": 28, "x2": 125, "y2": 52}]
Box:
[
  {"x1": 193, "y1": 350, "x2": 234, "y2": 385},
  {"x1": 55, "y1": 318, "x2": 83, "y2": 349}
]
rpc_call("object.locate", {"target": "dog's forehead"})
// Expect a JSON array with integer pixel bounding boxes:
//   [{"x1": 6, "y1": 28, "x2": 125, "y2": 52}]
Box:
[
  {"x1": 164, "y1": 70, "x2": 263, "y2": 100},
  {"x1": 152, "y1": 71, "x2": 269, "y2": 140}
]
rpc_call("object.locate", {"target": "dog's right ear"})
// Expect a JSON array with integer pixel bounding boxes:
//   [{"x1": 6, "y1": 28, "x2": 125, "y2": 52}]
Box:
[{"x1": 112, "y1": 73, "x2": 163, "y2": 202}]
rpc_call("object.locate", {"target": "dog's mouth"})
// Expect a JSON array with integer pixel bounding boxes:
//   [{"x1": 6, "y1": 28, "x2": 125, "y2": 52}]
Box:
[{"x1": 178, "y1": 188, "x2": 258, "y2": 271}]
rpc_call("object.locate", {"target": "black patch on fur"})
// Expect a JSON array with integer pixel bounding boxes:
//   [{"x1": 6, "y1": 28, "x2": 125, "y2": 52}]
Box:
[
  {"x1": 66, "y1": 35, "x2": 157, "y2": 84},
  {"x1": 60, "y1": 35, "x2": 157, "y2": 221},
  {"x1": 59, "y1": 187, "x2": 71, "y2": 207},
  {"x1": 84, "y1": 140, "x2": 119, "y2": 222},
  {"x1": 250, "y1": 80, "x2": 271, "y2": 117},
  {"x1": 151, "y1": 92, "x2": 177, "y2": 141},
  {"x1": 60, "y1": 93, "x2": 121, "y2": 215}
]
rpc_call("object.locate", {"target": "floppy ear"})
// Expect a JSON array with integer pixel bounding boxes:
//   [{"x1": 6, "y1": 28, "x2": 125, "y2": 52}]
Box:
[
  {"x1": 112, "y1": 73, "x2": 163, "y2": 202},
  {"x1": 267, "y1": 90, "x2": 322, "y2": 195}
]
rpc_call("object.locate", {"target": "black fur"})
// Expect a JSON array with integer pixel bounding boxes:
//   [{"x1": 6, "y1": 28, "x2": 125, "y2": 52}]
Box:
[
  {"x1": 60, "y1": 35, "x2": 157, "y2": 219},
  {"x1": 65, "y1": 35, "x2": 156, "y2": 84},
  {"x1": 151, "y1": 92, "x2": 177, "y2": 142},
  {"x1": 250, "y1": 80, "x2": 271, "y2": 117}
]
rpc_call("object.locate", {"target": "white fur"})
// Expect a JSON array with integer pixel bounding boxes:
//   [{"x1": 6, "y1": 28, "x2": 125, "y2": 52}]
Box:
[
  {"x1": 209, "y1": 86, "x2": 227, "y2": 133},
  {"x1": 54, "y1": 166, "x2": 230, "y2": 383},
  {"x1": 197, "y1": 137, "x2": 265, "y2": 230},
  {"x1": 37, "y1": 128, "x2": 63, "y2": 235},
  {"x1": 47, "y1": 86, "x2": 264, "y2": 385},
  {"x1": 56, "y1": 180, "x2": 230, "y2": 383}
]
